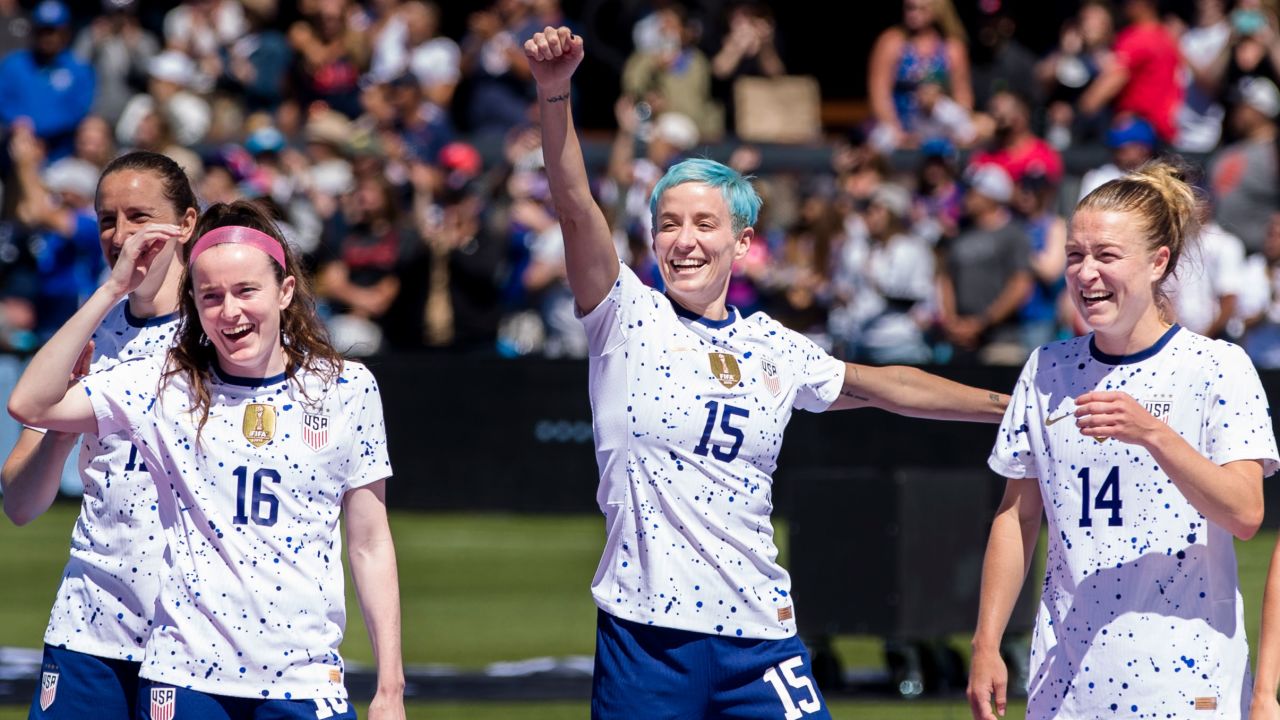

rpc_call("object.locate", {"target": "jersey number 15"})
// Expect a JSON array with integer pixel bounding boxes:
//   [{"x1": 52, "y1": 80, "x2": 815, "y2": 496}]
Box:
[{"x1": 694, "y1": 400, "x2": 750, "y2": 463}]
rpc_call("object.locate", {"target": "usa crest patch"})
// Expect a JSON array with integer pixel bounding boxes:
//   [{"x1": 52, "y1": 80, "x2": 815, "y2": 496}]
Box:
[
  {"x1": 39, "y1": 671, "x2": 57, "y2": 711},
  {"x1": 150, "y1": 687, "x2": 176, "y2": 720},
  {"x1": 761, "y1": 357, "x2": 781, "y2": 397},
  {"x1": 303, "y1": 413, "x2": 330, "y2": 451}
]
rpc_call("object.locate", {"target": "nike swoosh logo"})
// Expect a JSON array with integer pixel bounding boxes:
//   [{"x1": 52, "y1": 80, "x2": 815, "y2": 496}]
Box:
[{"x1": 1045, "y1": 412, "x2": 1072, "y2": 427}]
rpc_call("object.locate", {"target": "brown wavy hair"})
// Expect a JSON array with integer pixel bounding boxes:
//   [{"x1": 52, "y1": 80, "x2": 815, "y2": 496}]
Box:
[{"x1": 166, "y1": 200, "x2": 343, "y2": 435}]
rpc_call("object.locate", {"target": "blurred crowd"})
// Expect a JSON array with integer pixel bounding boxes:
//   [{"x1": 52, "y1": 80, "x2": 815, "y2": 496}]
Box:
[{"x1": 2, "y1": 0, "x2": 1280, "y2": 367}]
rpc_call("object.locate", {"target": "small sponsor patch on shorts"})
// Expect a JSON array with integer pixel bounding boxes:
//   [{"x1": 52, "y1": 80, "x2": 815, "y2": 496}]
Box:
[
  {"x1": 1195, "y1": 697, "x2": 1217, "y2": 710},
  {"x1": 777, "y1": 606, "x2": 793, "y2": 622}
]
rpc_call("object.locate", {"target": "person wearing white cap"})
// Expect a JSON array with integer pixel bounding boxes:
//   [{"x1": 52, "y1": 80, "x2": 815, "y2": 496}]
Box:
[
  {"x1": 114, "y1": 50, "x2": 211, "y2": 151},
  {"x1": 829, "y1": 182, "x2": 936, "y2": 364},
  {"x1": 935, "y1": 163, "x2": 1034, "y2": 365},
  {"x1": 1208, "y1": 75, "x2": 1280, "y2": 255}
]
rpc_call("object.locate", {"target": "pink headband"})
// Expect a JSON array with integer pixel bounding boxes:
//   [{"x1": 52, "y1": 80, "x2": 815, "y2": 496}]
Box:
[{"x1": 189, "y1": 225, "x2": 286, "y2": 269}]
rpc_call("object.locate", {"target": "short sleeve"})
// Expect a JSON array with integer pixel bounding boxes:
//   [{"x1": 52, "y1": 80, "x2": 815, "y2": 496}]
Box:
[
  {"x1": 578, "y1": 262, "x2": 658, "y2": 358},
  {"x1": 80, "y1": 354, "x2": 165, "y2": 441},
  {"x1": 989, "y1": 354, "x2": 1039, "y2": 479},
  {"x1": 787, "y1": 329, "x2": 846, "y2": 413},
  {"x1": 341, "y1": 365, "x2": 393, "y2": 490},
  {"x1": 1204, "y1": 344, "x2": 1280, "y2": 475}
]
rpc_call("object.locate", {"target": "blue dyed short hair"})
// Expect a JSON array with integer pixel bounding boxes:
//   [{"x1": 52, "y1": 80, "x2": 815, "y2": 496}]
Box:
[{"x1": 649, "y1": 158, "x2": 762, "y2": 236}]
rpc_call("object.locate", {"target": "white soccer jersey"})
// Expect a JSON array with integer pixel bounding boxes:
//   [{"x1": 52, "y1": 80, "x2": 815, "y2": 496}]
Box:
[
  {"x1": 989, "y1": 326, "x2": 1279, "y2": 720},
  {"x1": 82, "y1": 355, "x2": 391, "y2": 699},
  {"x1": 44, "y1": 301, "x2": 176, "y2": 660},
  {"x1": 582, "y1": 264, "x2": 844, "y2": 639}
]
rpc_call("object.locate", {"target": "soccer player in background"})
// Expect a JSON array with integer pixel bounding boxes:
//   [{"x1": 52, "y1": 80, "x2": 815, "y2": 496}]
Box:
[
  {"x1": 969, "y1": 162, "x2": 1278, "y2": 720},
  {"x1": 8, "y1": 201, "x2": 405, "y2": 719},
  {"x1": 1, "y1": 151, "x2": 196, "y2": 720},
  {"x1": 525, "y1": 26, "x2": 1011, "y2": 719}
]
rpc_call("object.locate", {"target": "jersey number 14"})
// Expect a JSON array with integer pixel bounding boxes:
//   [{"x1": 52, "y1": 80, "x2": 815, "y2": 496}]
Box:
[{"x1": 1078, "y1": 466, "x2": 1123, "y2": 527}]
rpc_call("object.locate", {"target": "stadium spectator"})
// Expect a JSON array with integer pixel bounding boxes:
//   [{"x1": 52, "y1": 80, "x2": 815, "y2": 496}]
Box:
[
  {"x1": 621, "y1": 3, "x2": 723, "y2": 142},
  {"x1": 401, "y1": 1, "x2": 461, "y2": 109},
  {"x1": 973, "y1": 161, "x2": 1277, "y2": 720},
  {"x1": 214, "y1": 0, "x2": 291, "y2": 114},
  {"x1": 970, "y1": 89, "x2": 1064, "y2": 185},
  {"x1": 1078, "y1": 113, "x2": 1158, "y2": 200},
  {"x1": 316, "y1": 167, "x2": 413, "y2": 356},
  {"x1": 935, "y1": 163, "x2": 1033, "y2": 365},
  {"x1": 868, "y1": 0, "x2": 971, "y2": 151},
  {"x1": 1209, "y1": 75, "x2": 1280, "y2": 254},
  {"x1": 68, "y1": 114, "x2": 117, "y2": 172},
  {"x1": 1036, "y1": 0, "x2": 1114, "y2": 149},
  {"x1": 1239, "y1": 211, "x2": 1280, "y2": 367},
  {"x1": 710, "y1": 1, "x2": 785, "y2": 135},
  {"x1": 0, "y1": 0, "x2": 95, "y2": 162},
  {"x1": 458, "y1": 0, "x2": 536, "y2": 137},
  {"x1": 71, "y1": 0, "x2": 159, "y2": 127},
  {"x1": 524, "y1": 27, "x2": 1009, "y2": 718},
  {"x1": 968, "y1": 4, "x2": 1039, "y2": 113},
  {"x1": 1078, "y1": 0, "x2": 1182, "y2": 143},
  {"x1": 912, "y1": 138, "x2": 964, "y2": 243},
  {"x1": 1011, "y1": 170, "x2": 1067, "y2": 352},
  {"x1": 762, "y1": 184, "x2": 840, "y2": 341},
  {"x1": 1168, "y1": 199, "x2": 1245, "y2": 340},
  {"x1": 1198, "y1": 0, "x2": 1280, "y2": 143},
  {"x1": 829, "y1": 182, "x2": 935, "y2": 364},
  {"x1": 10, "y1": 123, "x2": 102, "y2": 343},
  {"x1": 289, "y1": 0, "x2": 369, "y2": 119},
  {"x1": 115, "y1": 50, "x2": 212, "y2": 149},
  {"x1": 1175, "y1": 0, "x2": 1230, "y2": 152},
  {"x1": 0, "y1": 0, "x2": 27, "y2": 61}
]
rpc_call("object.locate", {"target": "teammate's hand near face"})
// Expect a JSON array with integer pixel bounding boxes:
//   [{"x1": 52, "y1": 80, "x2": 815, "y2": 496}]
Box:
[
  {"x1": 966, "y1": 647, "x2": 1008, "y2": 720},
  {"x1": 1073, "y1": 391, "x2": 1164, "y2": 445},
  {"x1": 103, "y1": 224, "x2": 183, "y2": 299},
  {"x1": 523, "y1": 26, "x2": 584, "y2": 88}
]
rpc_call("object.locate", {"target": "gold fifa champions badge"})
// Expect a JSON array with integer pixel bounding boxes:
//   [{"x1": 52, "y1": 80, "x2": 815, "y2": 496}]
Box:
[
  {"x1": 243, "y1": 404, "x2": 277, "y2": 447},
  {"x1": 709, "y1": 352, "x2": 741, "y2": 388}
]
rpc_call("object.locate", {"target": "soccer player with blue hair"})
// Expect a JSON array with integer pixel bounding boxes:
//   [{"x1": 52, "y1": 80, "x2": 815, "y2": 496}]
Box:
[{"x1": 525, "y1": 25, "x2": 1011, "y2": 719}]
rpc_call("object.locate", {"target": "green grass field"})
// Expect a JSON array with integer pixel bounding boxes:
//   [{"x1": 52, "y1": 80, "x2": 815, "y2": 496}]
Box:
[{"x1": 0, "y1": 503, "x2": 1274, "y2": 719}]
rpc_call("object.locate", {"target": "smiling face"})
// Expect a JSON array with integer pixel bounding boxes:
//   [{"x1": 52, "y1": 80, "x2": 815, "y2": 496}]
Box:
[
  {"x1": 1066, "y1": 209, "x2": 1170, "y2": 351},
  {"x1": 191, "y1": 243, "x2": 295, "y2": 378},
  {"x1": 652, "y1": 182, "x2": 752, "y2": 318},
  {"x1": 97, "y1": 168, "x2": 195, "y2": 301}
]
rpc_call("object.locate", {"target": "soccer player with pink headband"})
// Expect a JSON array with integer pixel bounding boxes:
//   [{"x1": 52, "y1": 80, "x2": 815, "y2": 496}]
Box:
[{"x1": 9, "y1": 200, "x2": 406, "y2": 720}]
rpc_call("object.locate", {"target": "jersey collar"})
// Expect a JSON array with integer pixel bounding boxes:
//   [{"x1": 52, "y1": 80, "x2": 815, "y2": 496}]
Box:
[
  {"x1": 1088, "y1": 324, "x2": 1181, "y2": 365},
  {"x1": 124, "y1": 303, "x2": 179, "y2": 329},
  {"x1": 212, "y1": 362, "x2": 289, "y2": 388},
  {"x1": 667, "y1": 295, "x2": 738, "y2": 329}
]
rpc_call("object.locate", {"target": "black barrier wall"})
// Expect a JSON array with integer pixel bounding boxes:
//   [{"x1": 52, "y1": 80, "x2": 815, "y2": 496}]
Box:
[{"x1": 369, "y1": 355, "x2": 1280, "y2": 524}]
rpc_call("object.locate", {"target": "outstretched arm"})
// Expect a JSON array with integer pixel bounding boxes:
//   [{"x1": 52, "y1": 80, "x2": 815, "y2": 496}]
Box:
[
  {"x1": 827, "y1": 362, "x2": 1009, "y2": 422},
  {"x1": 524, "y1": 26, "x2": 619, "y2": 314},
  {"x1": 345, "y1": 479, "x2": 405, "y2": 720},
  {"x1": 1254, "y1": 536, "x2": 1280, "y2": 718}
]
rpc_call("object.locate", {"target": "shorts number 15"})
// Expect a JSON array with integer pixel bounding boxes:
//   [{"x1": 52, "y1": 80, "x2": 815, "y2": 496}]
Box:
[{"x1": 762, "y1": 656, "x2": 821, "y2": 719}]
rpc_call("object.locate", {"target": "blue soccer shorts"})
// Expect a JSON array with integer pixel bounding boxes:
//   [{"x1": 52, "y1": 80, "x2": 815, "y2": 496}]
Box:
[
  {"x1": 137, "y1": 680, "x2": 357, "y2": 720},
  {"x1": 29, "y1": 645, "x2": 142, "y2": 720},
  {"x1": 592, "y1": 609, "x2": 833, "y2": 720}
]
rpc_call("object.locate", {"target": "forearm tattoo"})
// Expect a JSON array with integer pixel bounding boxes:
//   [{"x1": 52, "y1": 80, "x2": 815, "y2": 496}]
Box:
[{"x1": 545, "y1": 92, "x2": 570, "y2": 103}]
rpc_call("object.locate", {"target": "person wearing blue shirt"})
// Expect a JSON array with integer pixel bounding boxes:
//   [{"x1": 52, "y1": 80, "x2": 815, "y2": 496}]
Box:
[{"x1": 0, "y1": 1, "x2": 95, "y2": 162}]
